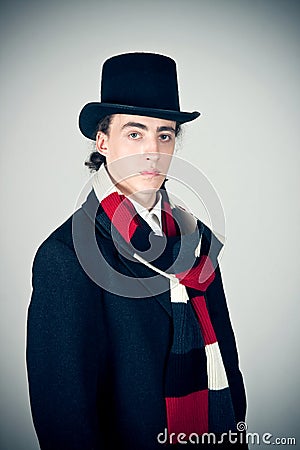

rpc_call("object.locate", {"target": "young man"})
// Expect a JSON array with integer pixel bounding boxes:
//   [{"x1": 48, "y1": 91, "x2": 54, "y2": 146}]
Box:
[{"x1": 26, "y1": 53, "x2": 247, "y2": 449}]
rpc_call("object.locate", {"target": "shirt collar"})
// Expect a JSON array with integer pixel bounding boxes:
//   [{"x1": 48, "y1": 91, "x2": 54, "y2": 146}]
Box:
[
  {"x1": 92, "y1": 163, "x2": 121, "y2": 202},
  {"x1": 129, "y1": 192, "x2": 162, "y2": 229}
]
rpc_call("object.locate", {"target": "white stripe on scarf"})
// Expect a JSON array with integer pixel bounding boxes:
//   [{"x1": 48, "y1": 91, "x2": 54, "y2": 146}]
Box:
[{"x1": 133, "y1": 249, "x2": 230, "y2": 391}]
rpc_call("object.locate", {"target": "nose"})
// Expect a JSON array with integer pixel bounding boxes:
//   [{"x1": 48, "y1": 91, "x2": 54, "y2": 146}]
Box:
[{"x1": 144, "y1": 137, "x2": 160, "y2": 162}]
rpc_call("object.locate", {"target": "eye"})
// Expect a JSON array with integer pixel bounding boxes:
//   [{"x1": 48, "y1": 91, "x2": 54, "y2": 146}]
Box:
[
  {"x1": 159, "y1": 134, "x2": 172, "y2": 142},
  {"x1": 129, "y1": 132, "x2": 140, "y2": 139}
]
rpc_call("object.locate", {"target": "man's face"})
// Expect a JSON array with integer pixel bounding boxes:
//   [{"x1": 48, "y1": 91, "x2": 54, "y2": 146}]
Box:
[{"x1": 96, "y1": 114, "x2": 176, "y2": 202}]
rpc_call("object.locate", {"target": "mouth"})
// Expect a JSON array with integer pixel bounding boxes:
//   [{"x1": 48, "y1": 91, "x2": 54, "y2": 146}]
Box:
[{"x1": 139, "y1": 169, "x2": 160, "y2": 177}]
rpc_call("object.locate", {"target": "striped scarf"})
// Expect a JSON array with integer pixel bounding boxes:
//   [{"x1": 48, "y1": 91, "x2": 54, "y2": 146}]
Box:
[{"x1": 99, "y1": 188, "x2": 236, "y2": 442}]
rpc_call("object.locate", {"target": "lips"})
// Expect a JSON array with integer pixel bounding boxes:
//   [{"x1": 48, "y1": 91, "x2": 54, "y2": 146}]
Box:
[{"x1": 139, "y1": 169, "x2": 160, "y2": 176}]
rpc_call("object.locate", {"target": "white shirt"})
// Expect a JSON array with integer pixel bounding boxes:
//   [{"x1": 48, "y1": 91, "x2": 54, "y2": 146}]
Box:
[
  {"x1": 92, "y1": 164, "x2": 163, "y2": 236},
  {"x1": 129, "y1": 194, "x2": 163, "y2": 236}
]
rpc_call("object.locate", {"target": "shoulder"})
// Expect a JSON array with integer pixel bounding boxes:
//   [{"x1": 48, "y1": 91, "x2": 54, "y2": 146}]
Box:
[
  {"x1": 172, "y1": 202, "x2": 224, "y2": 243},
  {"x1": 34, "y1": 215, "x2": 74, "y2": 266},
  {"x1": 171, "y1": 203, "x2": 198, "y2": 235},
  {"x1": 31, "y1": 191, "x2": 110, "y2": 290},
  {"x1": 171, "y1": 202, "x2": 224, "y2": 264},
  {"x1": 33, "y1": 189, "x2": 97, "y2": 266},
  {"x1": 32, "y1": 206, "x2": 91, "y2": 282}
]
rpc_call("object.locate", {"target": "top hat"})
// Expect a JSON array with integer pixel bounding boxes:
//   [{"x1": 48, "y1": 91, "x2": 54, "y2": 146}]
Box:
[{"x1": 79, "y1": 52, "x2": 200, "y2": 140}]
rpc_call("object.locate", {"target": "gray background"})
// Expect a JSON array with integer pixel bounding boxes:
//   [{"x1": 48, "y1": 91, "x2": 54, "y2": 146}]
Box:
[{"x1": 1, "y1": 0, "x2": 299, "y2": 448}]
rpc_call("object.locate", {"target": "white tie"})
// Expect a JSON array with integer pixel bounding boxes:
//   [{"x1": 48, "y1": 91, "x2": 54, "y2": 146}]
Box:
[{"x1": 148, "y1": 212, "x2": 163, "y2": 236}]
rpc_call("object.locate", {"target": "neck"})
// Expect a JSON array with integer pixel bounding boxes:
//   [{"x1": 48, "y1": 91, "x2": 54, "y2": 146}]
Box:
[{"x1": 120, "y1": 188, "x2": 158, "y2": 210}]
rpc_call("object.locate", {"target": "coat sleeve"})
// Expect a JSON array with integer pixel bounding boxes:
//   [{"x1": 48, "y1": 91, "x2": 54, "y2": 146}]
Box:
[{"x1": 26, "y1": 236, "x2": 109, "y2": 450}]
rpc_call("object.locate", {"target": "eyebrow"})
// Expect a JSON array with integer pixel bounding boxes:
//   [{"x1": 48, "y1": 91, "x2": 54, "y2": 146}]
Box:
[
  {"x1": 157, "y1": 126, "x2": 176, "y2": 134},
  {"x1": 121, "y1": 122, "x2": 147, "y2": 131},
  {"x1": 121, "y1": 122, "x2": 176, "y2": 134}
]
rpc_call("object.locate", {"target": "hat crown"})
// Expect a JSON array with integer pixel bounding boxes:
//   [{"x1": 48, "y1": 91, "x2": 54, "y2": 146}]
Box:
[
  {"x1": 78, "y1": 52, "x2": 200, "y2": 140},
  {"x1": 100, "y1": 52, "x2": 180, "y2": 111}
]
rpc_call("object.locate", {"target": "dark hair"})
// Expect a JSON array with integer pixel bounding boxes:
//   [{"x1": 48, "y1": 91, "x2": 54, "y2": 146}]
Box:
[
  {"x1": 84, "y1": 115, "x2": 113, "y2": 171},
  {"x1": 84, "y1": 115, "x2": 182, "y2": 172}
]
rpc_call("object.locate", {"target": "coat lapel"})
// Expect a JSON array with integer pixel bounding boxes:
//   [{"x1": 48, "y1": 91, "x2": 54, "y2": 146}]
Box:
[{"x1": 81, "y1": 190, "x2": 173, "y2": 316}]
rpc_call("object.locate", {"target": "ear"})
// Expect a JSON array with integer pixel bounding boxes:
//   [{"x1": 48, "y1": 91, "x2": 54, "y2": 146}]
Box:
[{"x1": 95, "y1": 131, "x2": 109, "y2": 156}]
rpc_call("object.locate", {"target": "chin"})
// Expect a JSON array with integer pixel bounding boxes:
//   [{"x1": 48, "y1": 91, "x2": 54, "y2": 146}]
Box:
[
  {"x1": 118, "y1": 174, "x2": 165, "y2": 198},
  {"x1": 128, "y1": 175, "x2": 163, "y2": 192}
]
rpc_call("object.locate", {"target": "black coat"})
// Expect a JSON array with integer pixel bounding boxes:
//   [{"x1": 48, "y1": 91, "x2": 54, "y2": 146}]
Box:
[{"x1": 26, "y1": 190, "x2": 247, "y2": 450}]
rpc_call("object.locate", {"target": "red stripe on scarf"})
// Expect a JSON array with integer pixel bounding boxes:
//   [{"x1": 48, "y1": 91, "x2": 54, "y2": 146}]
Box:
[
  {"x1": 165, "y1": 390, "x2": 208, "y2": 441},
  {"x1": 176, "y1": 255, "x2": 215, "y2": 291},
  {"x1": 191, "y1": 296, "x2": 217, "y2": 345},
  {"x1": 101, "y1": 192, "x2": 139, "y2": 243}
]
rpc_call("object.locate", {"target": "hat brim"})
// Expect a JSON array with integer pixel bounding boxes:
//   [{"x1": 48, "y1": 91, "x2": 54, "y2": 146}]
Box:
[{"x1": 79, "y1": 102, "x2": 200, "y2": 140}]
